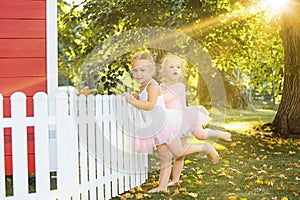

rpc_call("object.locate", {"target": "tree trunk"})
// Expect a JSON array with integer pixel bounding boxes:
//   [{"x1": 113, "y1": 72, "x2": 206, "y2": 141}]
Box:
[{"x1": 273, "y1": 1, "x2": 300, "y2": 137}]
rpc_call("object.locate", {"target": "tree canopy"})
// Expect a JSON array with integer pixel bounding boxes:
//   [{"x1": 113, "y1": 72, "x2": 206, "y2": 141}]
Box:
[{"x1": 58, "y1": 0, "x2": 284, "y2": 108}]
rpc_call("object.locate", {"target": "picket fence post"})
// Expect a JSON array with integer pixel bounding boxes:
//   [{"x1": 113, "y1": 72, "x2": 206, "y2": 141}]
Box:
[
  {"x1": 122, "y1": 97, "x2": 131, "y2": 191},
  {"x1": 56, "y1": 92, "x2": 78, "y2": 199},
  {"x1": 87, "y1": 94, "x2": 97, "y2": 199},
  {"x1": 116, "y1": 95, "x2": 124, "y2": 194},
  {"x1": 77, "y1": 94, "x2": 88, "y2": 199},
  {"x1": 95, "y1": 94, "x2": 104, "y2": 198},
  {"x1": 11, "y1": 92, "x2": 28, "y2": 199},
  {"x1": 110, "y1": 95, "x2": 118, "y2": 197},
  {"x1": 33, "y1": 92, "x2": 51, "y2": 199},
  {"x1": 103, "y1": 95, "x2": 112, "y2": 199}
]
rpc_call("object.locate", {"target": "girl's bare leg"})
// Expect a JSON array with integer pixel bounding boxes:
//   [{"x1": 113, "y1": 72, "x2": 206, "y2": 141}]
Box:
[
  {"x1": 167, "y1": 138, "x2": 219, "y2": 164},
  {"x1": 148, "y1": 144, "x2": 172, "y2": 193},
  {"x1": 168, "y1": 137, "x2": 187, "y2": 186},
  {"x1": 192, "y1": 126, "x2": 231, "y2": 141}
]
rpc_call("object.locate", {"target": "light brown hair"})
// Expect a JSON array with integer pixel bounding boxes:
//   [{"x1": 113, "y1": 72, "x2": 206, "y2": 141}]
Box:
[
  {"x1": 131, "y1": 51, "x2": 155, "y2": 65},
  {"x1": 162, "y1": 53, "x2": 186, "y2": 76}
]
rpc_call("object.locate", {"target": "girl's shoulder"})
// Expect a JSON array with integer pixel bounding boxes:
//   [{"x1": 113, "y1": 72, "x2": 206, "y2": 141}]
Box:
[
  {"x1": 146, "y1": 79, "x2": 160, "y2": 90},
  {"x1": 147, "y1": 80, "x2": 161, "y2": 95},
  {"x1": 149, "y1": 79, "x2": 159, "y2": 85}
]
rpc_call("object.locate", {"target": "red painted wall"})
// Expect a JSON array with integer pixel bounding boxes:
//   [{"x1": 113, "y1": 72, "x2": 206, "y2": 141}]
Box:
[{"x1": 0, "y1": 0, "x2": 47, "y2": 175}]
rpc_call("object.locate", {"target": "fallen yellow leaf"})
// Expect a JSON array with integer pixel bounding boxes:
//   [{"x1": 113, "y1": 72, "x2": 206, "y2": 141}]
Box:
[
  {"x1": 184, "y1": 159, "x2": 192, "y2": 164},
  {"x1": 123, "y1": 193, "x2": 134, "y2": 198},
  {"x1": 245, "y1": 176, "x2": 254, "y2": 181},
  {"x1": 227, "y1": 196, "x2": 237, "y2": 200},
  {"x1": 129, "y1": 188, "x2": 135, "y2": 193},
  {"x1": 173, "y1": 188, "x2": 180, "y2": 195},
  {"x1": 188, "y1": 192, "x2": 199, "y2": 198},
  {"x1": 230, "y1": 142, "x2": 237, "y2": 147},
  {"x1": 229, "y1": 181, "x2": 236, "y2": 186},
  {"x1": 256, "y1": 179, "x2": 264, "y2": 185},
  {"x1": 271, "y1": 178, "x2": 276, "y2": 183},
  {"x1": 258, "y1": 142, "x2": 264, "y2": 147},
  {"x1": 135, "y1": 186, "x2": 144, "y2": 192},
  {"x1": 279, "y1": 174, "x2": 288, "y2": 179},
  {"x1": 120, "y1": 195, "x2": 126, "y2": 200},
  {"x1": 135, "y1": 193, "x2": 144, "y2": 199}
]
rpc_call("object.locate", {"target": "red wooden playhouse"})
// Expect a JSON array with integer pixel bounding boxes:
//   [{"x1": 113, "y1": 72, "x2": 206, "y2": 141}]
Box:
[{"x1": 0, "y1": 0, "x2": 57, "y2": 175}]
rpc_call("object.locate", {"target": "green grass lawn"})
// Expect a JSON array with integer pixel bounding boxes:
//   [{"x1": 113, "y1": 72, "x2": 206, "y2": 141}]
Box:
[{"x1": 114, "y1": 108, "x2": 300, "y2": 200}]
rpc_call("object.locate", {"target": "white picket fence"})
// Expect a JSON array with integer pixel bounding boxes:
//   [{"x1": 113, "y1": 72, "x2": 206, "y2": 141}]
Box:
[{"x1": 0, "y1": 92, "x2": 148, "y2": 200}]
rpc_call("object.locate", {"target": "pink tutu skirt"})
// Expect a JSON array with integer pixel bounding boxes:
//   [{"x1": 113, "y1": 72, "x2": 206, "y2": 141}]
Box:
[
  {"x1": 179, "y1": 106, "x2": 212, "y2": 137},
  {"x1": 133, "y1": 106, "x2": 181, "y2": 153}
]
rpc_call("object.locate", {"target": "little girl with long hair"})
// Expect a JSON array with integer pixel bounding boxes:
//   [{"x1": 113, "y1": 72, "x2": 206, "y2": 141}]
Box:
[
  {"x1": 123, "y1": 51, "x2": 219, "y2": 193},
  {"x1": 160, "y1": 53, "x2": 232, "y2": 186}
]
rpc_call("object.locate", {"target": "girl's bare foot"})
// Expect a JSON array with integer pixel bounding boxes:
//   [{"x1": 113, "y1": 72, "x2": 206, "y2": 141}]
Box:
[
  {"x1": 217, "y1": 131, "x2": 232, "y2": 141},
  {"x1": 148, "y1": 187, "x2": 169, "y2": 193},
  {"x1": 168, "y1": 180, "x2": 182, "y2": 186},
  {"x1": 204, "y1": 143, "x2": 219, "y2": 164}
]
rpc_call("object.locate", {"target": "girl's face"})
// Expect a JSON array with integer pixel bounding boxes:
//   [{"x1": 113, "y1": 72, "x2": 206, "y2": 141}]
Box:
[
  {"x1": 131, "y1": 59, "x2": 154, "y2": 85},
  {"x1": 164, "y1": 58, "x2": 182, "y2": 83}
]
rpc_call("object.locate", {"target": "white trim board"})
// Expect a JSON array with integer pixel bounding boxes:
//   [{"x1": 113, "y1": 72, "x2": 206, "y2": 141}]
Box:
[{"x1": 46, "y1": 0, "x2": 58, "y2": 116}]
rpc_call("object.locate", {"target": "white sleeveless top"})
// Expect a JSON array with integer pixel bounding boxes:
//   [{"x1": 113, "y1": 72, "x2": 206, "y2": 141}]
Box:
[
  {"x1": 135, "y1": 79, "x2": 181, "y2": 147},
  {"x1": 139, "y1": 79, "x2": 166, "y2": 110},
  {"x1": 138, "y1": 79, "x2": 166, "y2": 129}
]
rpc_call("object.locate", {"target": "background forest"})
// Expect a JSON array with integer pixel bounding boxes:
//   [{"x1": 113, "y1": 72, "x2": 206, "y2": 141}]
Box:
[{"x1": 57, "y1": 0, "x2": 284, "y2": 110}]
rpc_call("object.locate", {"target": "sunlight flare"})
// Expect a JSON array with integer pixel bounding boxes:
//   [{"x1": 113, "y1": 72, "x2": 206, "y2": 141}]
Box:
[
  {"x1": 261, "y1": 0, "x2": 289, "y2": 12},
  {"x1": 224, "y1": 122, "x2": 251, "y2": 132}
]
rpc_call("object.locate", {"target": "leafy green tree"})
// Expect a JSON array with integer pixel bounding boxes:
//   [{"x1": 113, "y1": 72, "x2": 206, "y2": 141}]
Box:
[
  {"x1": 58, "y1": 0, "x2": 86, "y2": 87},
  {"x1": 189, "y1": 1, "x2": 284, "y2": 108},
  {"x1": 58, "y1": 0, "x2": 284, "y2": 109}
]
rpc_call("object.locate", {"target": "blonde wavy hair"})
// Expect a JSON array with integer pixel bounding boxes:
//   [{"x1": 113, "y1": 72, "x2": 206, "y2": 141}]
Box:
[{"x1": 161, "y1": 53, "x2": 187, "y2": 82}]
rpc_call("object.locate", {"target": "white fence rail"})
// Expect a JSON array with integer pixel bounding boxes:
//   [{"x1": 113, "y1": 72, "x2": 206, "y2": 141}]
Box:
[{"x1": 0, "y1": 92, "x2": 148, "y2": 200}]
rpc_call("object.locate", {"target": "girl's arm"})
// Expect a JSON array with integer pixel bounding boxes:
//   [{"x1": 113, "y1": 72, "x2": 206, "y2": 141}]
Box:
[{"x1": 123, "y1": 83, "x2": 159, "y2": 111}]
